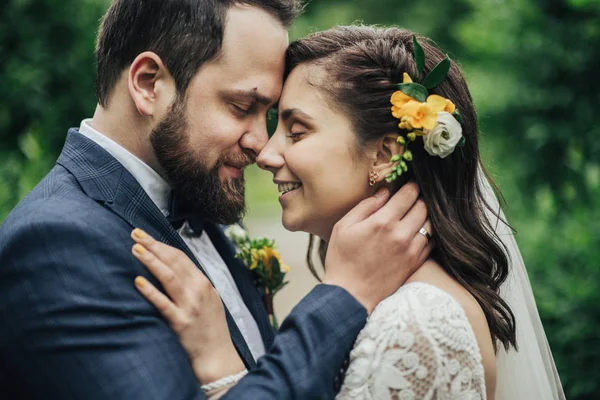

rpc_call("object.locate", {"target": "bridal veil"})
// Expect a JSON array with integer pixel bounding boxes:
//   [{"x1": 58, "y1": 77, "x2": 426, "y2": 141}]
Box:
[{"x1": 479, "y1": 167, "x2": 566, "y2": 400}]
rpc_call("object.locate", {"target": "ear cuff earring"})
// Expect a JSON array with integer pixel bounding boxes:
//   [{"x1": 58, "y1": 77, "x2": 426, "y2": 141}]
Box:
[{"x1": 369, "y1": 171, "x2": 379, "y2": 186}]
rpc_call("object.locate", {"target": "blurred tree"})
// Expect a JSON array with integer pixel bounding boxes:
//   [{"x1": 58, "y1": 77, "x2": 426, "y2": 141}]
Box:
[
  {"x1": 458, "y1": 0, "x2": 600, "y2": 208},
  {"x1": 456, "y1": 0, "x2": 600, "y2": 397},
  {"x1": 0, "y1": 0, "x2": 106, "y2": 219}
]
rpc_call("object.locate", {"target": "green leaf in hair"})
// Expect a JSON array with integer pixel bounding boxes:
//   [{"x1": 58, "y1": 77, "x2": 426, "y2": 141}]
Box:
[
  {"x1": 421, "y1": 57, "x2": 451, "y2": 89},
  {"x1": 396, "y1": 82, "x2": 428, "y2": 103},
  {"x1": 453, "y1": 108, "x2": 463, "y2": 124},
  {"x1": 412, "y1": 35, "x2": 425, "y2": 76}
]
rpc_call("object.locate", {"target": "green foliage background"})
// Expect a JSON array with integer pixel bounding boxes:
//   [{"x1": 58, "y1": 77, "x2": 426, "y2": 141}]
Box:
[{"x1": 1, "y1": 0, "x2": 598, "y2": 398}]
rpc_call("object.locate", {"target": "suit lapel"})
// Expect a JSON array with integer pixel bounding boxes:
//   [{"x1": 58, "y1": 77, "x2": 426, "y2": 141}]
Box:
[
  {"x1": 204, "y1": 224, "x2": 275, "y2": 350},
  {"x1": 57, "y1": 130, "x2": 257, "y2": 368}
]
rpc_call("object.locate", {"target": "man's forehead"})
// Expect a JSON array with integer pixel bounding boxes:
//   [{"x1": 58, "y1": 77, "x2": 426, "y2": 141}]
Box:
[
  {"x1": 200, "y1": 6, "x2": 288, "y2": 106},
  {"x1": 221, "y1": 6, "x2": 289, "y2": 54}
]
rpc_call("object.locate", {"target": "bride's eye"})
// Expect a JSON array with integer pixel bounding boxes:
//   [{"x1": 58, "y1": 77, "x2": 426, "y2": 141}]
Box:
[
  {"x1": 286, "y1": 122, "x2": 308, "y2": 142},
  {"x1": 286, "y1": 132, "x2": 305, "y2": 142}
]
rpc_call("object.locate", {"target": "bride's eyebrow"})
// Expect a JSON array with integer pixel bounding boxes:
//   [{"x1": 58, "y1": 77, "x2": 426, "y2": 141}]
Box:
[{"x1": 280, "y1": 108, "x2": 314, "y2": 122}]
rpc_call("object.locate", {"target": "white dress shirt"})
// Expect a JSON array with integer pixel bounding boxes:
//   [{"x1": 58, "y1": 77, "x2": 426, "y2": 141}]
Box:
[{"x1": 79, "y1": 119, "x2": 266, "y2": 361}]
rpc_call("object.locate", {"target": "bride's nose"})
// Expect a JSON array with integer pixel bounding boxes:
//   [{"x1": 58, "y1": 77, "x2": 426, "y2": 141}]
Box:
[{"x1": 257, "y1": 135, "x2": 284, "y2": 173}]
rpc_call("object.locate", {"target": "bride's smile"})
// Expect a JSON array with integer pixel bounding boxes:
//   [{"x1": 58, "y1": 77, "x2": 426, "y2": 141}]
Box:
[{"x1": 276, "y1": 181, "x2": 302, "y2": 197}]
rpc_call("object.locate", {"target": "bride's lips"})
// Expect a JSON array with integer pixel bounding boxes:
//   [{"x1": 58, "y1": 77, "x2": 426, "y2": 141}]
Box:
[{"x1": 275, "y1": 180, "x2": 303, "y2": 204}]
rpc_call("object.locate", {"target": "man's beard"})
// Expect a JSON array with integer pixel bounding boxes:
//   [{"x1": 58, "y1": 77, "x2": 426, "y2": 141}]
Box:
[{"x1": 150, "y1": 97, "x2": 253, "y2": 225}]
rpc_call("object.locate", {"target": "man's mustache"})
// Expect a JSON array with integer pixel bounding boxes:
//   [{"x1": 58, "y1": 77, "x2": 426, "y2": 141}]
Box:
[{"x1": 221, "y1": 150, "x2": 256, "y2": 169}]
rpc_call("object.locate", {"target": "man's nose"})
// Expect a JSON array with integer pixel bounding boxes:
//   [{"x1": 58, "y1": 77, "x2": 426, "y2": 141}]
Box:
[
  {"x1": 257, "y1": 134, "x2": 284, "y2": 172},
  {"x1": 240, "y1": 119, "x2": 269, "y2": 156}
]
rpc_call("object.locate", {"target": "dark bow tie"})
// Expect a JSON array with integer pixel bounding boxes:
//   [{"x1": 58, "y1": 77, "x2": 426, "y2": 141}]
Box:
[{"x1": 167, "y1": 190, "x2": 205, "y2": 233}]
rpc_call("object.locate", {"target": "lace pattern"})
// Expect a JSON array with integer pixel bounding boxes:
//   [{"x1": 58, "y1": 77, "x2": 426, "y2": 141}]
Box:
[{"x1": 336, "y1": 282, "x2": 486, "y2": 400}]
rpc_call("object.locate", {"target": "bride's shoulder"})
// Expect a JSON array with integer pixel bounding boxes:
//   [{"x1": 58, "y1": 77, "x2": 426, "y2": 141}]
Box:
[
  {"x1": 363, "y1": 281, "x2": 481, "y2": 357},
  {"x1": 369, "y1": 280, "x2": 476, "y2": 334},
  {"x1": 337, "y1": 281, "x2": 487, "y2": 400}
]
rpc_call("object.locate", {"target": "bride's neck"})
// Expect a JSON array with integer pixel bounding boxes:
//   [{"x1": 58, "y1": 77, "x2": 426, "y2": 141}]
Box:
[{"x1": 311, "y1": 227, "x2": 332, "y2": 244}]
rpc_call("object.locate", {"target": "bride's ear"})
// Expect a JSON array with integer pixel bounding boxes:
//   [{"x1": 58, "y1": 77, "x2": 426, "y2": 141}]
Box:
[{"x1": 370, "y1": 133, "x2": 404, "y2": 185}]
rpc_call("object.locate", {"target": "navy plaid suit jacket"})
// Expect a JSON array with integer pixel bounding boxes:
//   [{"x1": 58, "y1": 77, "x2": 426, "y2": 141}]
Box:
[{"x1": 0, "y1": 130, "x2": 367, "y2": 399}]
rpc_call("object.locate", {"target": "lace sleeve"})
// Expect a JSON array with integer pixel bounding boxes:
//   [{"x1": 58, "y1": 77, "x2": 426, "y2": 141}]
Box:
[{"x1": 336, "y1": 282, "x2": 486, "y2": 400}]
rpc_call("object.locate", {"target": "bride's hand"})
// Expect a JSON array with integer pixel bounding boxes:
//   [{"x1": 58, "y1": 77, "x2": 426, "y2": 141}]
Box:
[
  {"x1": 324, "y1": 183, "x2": 433, "y2": 313},
  {"x1": 130, "y1": 228, "x2": 245, "y2": 384}
]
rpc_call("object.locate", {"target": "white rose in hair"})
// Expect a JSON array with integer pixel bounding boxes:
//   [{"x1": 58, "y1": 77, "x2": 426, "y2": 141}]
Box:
[{"x1": 423, "y1": 112, "x2": 463, "y2": 159}]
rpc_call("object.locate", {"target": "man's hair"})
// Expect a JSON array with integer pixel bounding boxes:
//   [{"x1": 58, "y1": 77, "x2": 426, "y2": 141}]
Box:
[{"x1": 95, "y1": 0, "x2": 302, "y2": 106}]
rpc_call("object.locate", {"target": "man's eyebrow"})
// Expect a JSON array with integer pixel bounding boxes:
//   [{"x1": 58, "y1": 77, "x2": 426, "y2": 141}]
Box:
[
  {"x1": 229, "y1": 89, "x2": 275, "y2": 106},
  {"x1": 280, "y1": 108, "x2": 314, "y2": 121}
]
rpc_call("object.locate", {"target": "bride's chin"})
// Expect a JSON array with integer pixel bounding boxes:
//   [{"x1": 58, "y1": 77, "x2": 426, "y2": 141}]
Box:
[
  {"x1": 281, "y1": 214, "x2": 315, "y2": 235},
  {"x1": 281, "y1": 210, "x2": 332, "y2": 239},
  {"x1": 281, "y1": 214, "x2": 301, "y2": 232}
]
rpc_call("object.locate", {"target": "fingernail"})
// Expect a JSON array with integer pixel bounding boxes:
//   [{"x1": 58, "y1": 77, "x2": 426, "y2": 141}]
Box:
[
  {"x1": 132, "y1": 228, "x2": 147, "y2": 240},
  {"x1": 135, "y1": 276, "x2": 147, "y2": 288},
  {"x1": 133, "y1": 243, "x2": 146, "y2": 256},
  {"x1": 374, "y1": 187, "x2": 388, "y2": 198}
]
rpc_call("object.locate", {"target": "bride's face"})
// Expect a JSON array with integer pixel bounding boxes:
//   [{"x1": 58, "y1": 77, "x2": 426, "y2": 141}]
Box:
[{"x1": 257, "y1": 64, "x2": 375, "y2": 239}]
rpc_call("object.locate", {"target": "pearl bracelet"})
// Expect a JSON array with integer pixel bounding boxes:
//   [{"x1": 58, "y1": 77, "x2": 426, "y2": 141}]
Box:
[{"x1": 201, "y1": 369, "x2": 248, "y2": 393}]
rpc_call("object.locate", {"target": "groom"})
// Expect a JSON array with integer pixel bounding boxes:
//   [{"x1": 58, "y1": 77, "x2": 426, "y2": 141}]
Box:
[{"x1": 0, "y1": 1, "x2": 431, "y2": 399}]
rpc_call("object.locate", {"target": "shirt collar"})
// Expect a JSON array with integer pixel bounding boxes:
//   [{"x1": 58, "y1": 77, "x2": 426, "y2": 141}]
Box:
[{"x1": 78, "y1": 119, "x2": 171, "y2": 216}]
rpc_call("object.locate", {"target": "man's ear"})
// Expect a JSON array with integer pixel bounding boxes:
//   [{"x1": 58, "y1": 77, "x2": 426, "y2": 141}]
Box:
[
  {"x1": 371, "y1": 133, "x2": 404, "y2": 184},
  {"x1": 128, "y1": 51, "x2": 176, "y2": 118}
]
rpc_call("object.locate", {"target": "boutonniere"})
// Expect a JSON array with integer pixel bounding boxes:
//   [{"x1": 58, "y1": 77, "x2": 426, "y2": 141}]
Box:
[{"x1": 225, "y1": 225, "x2": 290, "y2": 330}]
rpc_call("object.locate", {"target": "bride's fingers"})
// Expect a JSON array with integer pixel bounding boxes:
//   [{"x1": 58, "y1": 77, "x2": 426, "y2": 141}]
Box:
[
  {"x1": 134, "y1": 276, "x2": 183, "y2": 326},
  {"x1": 376, "y1": 182, "x2": 421, "y2": 222},
  {"x1": 399, "y1": 197, "x2": 428, "y2": 233},
  {"x1": 131, "y1": 228, "x2": 194, "y2": 281},
  {"x1": 132, "y1": 242, "x2": 185, "y2": 304},
  {"x1": 337, "y1": 187, "x2": 390, "y2": 227},
  {"x1": 418, "y1": 240, "x2": 434, "y2": 266}
]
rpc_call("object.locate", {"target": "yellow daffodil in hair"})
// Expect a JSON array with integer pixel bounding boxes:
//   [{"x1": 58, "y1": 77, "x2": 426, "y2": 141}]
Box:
[{"x1": 391, "y1": 73, "x2": 456, "y2": 131}]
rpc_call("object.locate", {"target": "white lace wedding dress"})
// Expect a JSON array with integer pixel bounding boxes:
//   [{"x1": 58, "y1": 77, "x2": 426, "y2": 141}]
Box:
[
  {"x1": 336, "y1": 171, "x2": 566, "y2": 400},
  {"x1": 337, "y1": 282, "x2": 486, "y2": 400}
]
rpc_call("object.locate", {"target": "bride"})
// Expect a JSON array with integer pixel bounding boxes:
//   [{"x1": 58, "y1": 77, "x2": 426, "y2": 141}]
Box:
[{"x1": 130, "y1": 26, "x2": 565, "y2": 399}]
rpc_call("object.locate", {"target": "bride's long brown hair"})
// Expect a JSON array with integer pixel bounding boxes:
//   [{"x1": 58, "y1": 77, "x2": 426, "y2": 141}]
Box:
[{"x1": 290, "y1": 26, "x2": 517, "y2": 351}]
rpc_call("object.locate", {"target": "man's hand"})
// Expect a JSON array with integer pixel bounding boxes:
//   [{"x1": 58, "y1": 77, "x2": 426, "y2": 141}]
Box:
[{"x1": 323, "y1": 183, "x2": 432, "y2": 313}]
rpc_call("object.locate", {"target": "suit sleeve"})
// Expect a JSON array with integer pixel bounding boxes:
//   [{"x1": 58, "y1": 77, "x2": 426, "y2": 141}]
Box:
[
  {"x1": 0, "y1": 211, "x2": 367, "y2": 400},
  {"x1": 223, "y1": 284, "x2": 368, "y2": 400}
]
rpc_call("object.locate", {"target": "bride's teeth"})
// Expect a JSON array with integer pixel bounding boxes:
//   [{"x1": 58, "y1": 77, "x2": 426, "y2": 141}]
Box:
[{"x1": 278, "y1": 182, "x2": 302, "y2": 194}]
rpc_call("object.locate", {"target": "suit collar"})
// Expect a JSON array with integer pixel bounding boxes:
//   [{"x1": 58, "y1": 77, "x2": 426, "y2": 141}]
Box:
[
  {"x1": 57, "y1": 130, "x2": 259, "y2": 368},
  {"x1": 78, "y1": 120, "x2": 171, "y2": 216},
  {"x1": 57, "y1": 129, "x2": 122, "y2": 204}
]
